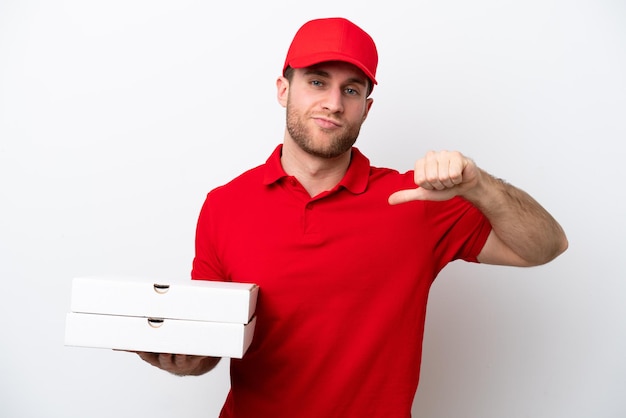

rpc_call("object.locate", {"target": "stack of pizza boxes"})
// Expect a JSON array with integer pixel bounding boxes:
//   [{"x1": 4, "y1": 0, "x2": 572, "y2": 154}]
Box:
[{"x1": 65, "y1": 277, "x2": 258, "y2": 358}]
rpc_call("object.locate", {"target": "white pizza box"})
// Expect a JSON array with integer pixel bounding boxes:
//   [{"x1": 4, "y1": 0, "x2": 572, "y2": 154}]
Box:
[
  {"x1": 69, "y1": 276, "x2": 258, "y2": 324},
  {"x1": 65, "y1": 312, "x2": 256, "y2": 358}
]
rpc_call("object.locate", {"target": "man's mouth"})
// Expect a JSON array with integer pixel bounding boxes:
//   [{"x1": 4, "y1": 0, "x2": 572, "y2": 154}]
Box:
[{"x1": 312, "y1": 116, "x2": 342, "y2": 129}]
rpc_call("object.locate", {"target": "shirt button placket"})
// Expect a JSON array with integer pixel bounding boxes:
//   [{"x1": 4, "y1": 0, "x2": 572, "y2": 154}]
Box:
[{"x1": 303, "y1": 202, "x2": 317, "y2": 235}]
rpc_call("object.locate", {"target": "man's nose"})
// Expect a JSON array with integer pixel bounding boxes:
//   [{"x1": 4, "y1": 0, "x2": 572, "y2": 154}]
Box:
[{"x1": 321, "y1": 88, "x2": 344, "y2": 113}]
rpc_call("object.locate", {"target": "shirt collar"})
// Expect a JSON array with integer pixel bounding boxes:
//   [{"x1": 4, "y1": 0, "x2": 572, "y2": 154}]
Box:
[{"x1": 263, "y1": 144, "x2": 370, "y2": 194}]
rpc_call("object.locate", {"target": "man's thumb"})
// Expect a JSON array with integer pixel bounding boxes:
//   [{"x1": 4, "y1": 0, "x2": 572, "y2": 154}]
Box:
[
  {"x1": 389, "y1": 187, "x2": 457, "y2": 205},
  {"x1": 388, "y1": 188, "x2": 424, "y2": 205}
]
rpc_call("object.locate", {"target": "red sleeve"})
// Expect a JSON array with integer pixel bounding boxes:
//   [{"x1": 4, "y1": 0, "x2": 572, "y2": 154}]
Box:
[
  {"x1": 425, "y1": 196, "x2": 492, "y2": 270},
  {"x1": 191, "y1": 194, "x2": 226, "y2": 281}
]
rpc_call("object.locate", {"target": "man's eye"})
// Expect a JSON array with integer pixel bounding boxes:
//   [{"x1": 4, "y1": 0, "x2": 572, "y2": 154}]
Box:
[
  {"x1": 311, "y1": 80, "x2": 323, "y2": 87},
  {"x1": 345, "y1": 88, "x2": 359, "y2": 96}
]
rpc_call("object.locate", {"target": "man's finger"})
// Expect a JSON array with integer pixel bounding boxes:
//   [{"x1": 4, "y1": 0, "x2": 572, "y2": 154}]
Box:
[
  {"x1": 389, "y1": 187, "x2": 457, "y2": 205},
  {"x1": 136, "y1": 351, "x2": 162, "y2": 368},
  {"x1": 388, "y1": 189, "x2": 424, "y2": 205}
]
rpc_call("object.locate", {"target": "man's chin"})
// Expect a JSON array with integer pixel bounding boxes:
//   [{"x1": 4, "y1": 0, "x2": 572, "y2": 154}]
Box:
[{"x1": 302, "y1": 144, "x2": 353, "y2": 159}]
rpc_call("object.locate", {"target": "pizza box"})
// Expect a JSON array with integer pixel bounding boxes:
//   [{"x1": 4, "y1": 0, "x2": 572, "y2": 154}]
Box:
[
  {"x1": 69, "y1": 276, "x2": 258, "y2": 324},
  {"x1": 65, "y1": 312, "x2": 256, "y2": 358}
]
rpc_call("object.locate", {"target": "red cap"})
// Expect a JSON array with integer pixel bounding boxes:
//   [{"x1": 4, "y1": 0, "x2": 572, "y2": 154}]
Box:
[{"x1": 283, "y1": 17, "x2": 378, "y2": 86}]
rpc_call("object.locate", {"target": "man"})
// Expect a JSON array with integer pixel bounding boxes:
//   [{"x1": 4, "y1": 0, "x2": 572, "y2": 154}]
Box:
[{"x1": 137, "y1": 17, "x2": 567, "y2": 417}]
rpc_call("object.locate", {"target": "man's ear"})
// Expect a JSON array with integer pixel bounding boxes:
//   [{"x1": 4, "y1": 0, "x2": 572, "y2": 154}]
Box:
[{"x1": 276, "y1": 76, "x2": 289, "y2": 108}]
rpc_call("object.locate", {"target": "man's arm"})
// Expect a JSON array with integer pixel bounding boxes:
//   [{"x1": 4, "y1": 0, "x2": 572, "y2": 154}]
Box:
[
  {"x1": 389, "y1": 150, "x2": 568, "y2": 267},
  {"x1": 135, "y1": 352, "x2": 221, "y2": 376}
]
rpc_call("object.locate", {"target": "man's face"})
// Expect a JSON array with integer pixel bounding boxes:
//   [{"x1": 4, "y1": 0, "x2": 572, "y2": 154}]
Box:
[{"x1": 279, "y1": 61, "x2": 373, "y2": 159}]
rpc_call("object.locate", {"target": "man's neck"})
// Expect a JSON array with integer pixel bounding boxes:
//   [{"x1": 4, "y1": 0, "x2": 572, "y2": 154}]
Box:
[{"x1": 280, "y1": 138, "x2": 351, "y2": 198}]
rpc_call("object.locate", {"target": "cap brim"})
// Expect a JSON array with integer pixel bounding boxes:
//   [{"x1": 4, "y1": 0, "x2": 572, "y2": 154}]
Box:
[{"x1": 288, "y1": 52, "x2": 378, "y2": 85}]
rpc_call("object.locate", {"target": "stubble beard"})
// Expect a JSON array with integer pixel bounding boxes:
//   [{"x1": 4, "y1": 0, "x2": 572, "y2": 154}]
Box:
[{"x1": 286, "y1": 104, "x2": 362, "y2": 159}]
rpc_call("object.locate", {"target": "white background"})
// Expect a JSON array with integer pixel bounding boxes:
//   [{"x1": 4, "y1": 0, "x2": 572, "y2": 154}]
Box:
[{"x1": 1, "y1": 1, "x2": 625, "y2": 417}]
